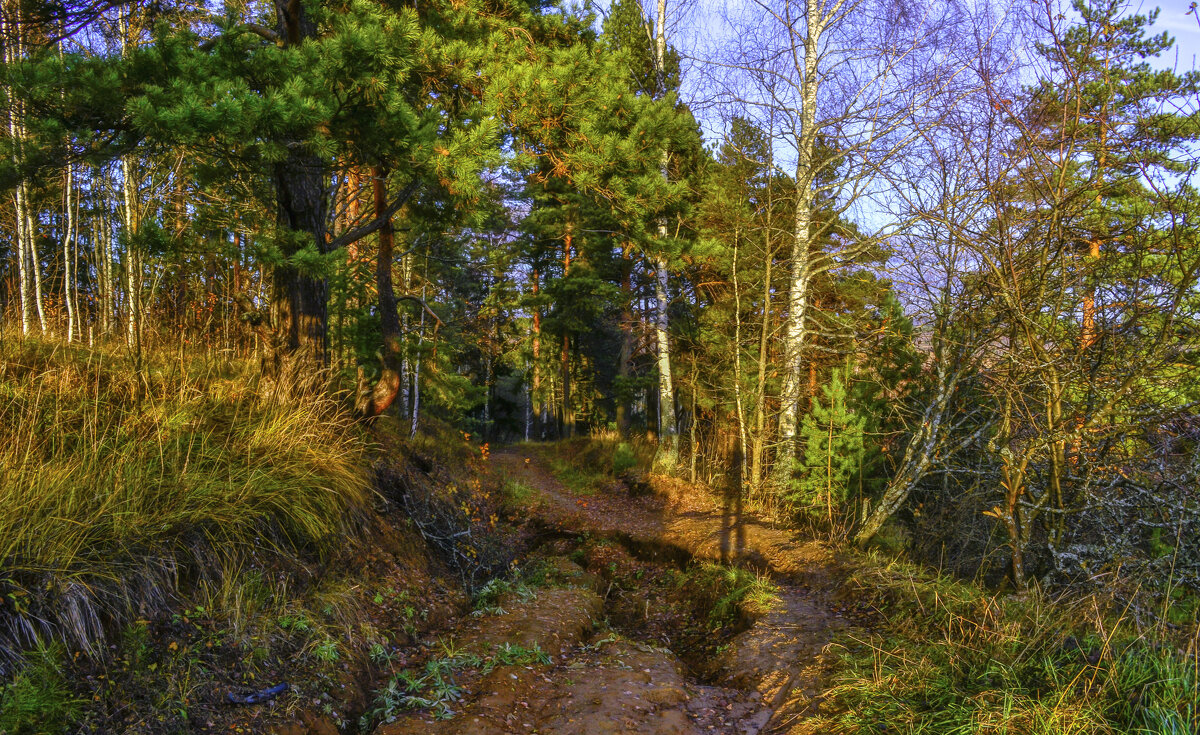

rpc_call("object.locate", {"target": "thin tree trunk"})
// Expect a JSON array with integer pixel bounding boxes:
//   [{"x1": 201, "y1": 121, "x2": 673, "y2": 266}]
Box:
[
  {"x1": 775, "y1": 173, "x2": 813, "y2": 483},
  {"x1": 774, "y1": 0, "x2": 823, "y2": 485},
  {"x1": 750, "y1": 173, "x2": 776, "y2": 500},
  {"x1": 531, "y1": 265, "x2": 542, "y2": 438},
  {"x1": 562, "y1": 231, "x2": 573, "y2": 438},
  {"x1": 27, "y1": 182, "x2": 47, "y2": 334},
  {"x1": 616, "y1": 247, "x2": 635, "y2": 434},
  {"x1": 654, "y1": 257, "x2": 675, "y2": 445},
  {"x1": 119, "y1": 8, "x2": 143, "y2": 357},
  {"x1": 121, "y1": 153, "x2": 142, "y2": 357},
  {"x1": 732, "y1": 227, "x2": 749, "y2": 497},
  {"x1": 410, "y1": 256, "x2": 429, "y2": 439},
  {"x1": 355, "y1": 166, "x2": 403, "y2": 417},
  {"x1": 651, "y1": 0, "x2": 677, "y2": 467},
  {"x1": 98, "y1": 206, "x2": 113, "y2": 337},
  {"x1": 62, "y1": 163, "x2": 78, "y2": 342},
  {"x1": 524, "y1": 366, "x2": 532, "y2": 441},
  {"x1": 2, "y1": 1, "x2": 31, "y2": 336},
  {"x1": 689, "y1": 365, "x2": 698, "y2": 484}
]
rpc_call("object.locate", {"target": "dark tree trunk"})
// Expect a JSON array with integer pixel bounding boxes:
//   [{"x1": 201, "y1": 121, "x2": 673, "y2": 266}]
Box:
[
  {"x1": 356, "y1": 166, "x2": 404, "y2": 418},
  {"x1": 561, "y1": 232, "x2": 574, "y2": 438},
  {"x1": 271, "y1": 0, "x2": 330, "y2": 363},
  {"x1": 616, "y1": 246, "x2": 634, "y2": 435}
]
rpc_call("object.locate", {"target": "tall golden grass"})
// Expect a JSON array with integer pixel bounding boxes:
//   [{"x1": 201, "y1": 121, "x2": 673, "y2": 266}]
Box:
[{"x1": 0, "y1": 337, "x2": 370, "y2": 666}]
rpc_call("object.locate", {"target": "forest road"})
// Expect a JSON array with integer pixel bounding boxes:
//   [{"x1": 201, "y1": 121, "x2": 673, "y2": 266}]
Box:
[{"x1": 375, "y1": 447, "x2": 854, "y2": 735}]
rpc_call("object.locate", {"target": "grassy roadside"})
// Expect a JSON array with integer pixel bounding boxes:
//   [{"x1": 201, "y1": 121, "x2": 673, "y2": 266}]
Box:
[
  {"x1": 526, "y1": 437, "x2": 1200, "y2": 734},
  {"x1": 816, "y1": 551, "x2": 1199, "y2": 734},
  {"x1": 0, "y1": 338, "x2": 390, "y2": 731},
  {"x1": 0, "y1": 339, "x2": 371, "y2": 662}
]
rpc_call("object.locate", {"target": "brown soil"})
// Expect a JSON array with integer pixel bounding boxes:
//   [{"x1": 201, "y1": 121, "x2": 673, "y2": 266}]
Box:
[{"x1": 368, "y1": 449, "x2": 856, "y2": 735}]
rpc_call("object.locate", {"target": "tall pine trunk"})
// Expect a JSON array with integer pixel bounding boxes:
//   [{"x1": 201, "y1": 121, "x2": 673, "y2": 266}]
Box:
[
  {"x1": 270, "y1": 0, "x2": 331, "y2": 364},
  {"x1": 355, "y1": 166, "x2": 403, "y2": 417},
  {"x1": 561, "y1": 230, "x2": 574, "y2": 438},
  {"x1": 616, "y1": 247, "x2": 635, "y2": 434}
]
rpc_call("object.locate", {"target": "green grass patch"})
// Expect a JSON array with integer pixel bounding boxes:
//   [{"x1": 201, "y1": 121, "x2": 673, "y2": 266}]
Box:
[
  {"x1": 612, "y1": 441, "x2": 638, "y2": 476},
  {"x1": 500, "y1": 478, "x2": 538, "y2": 507},
  {"x1": 0, "y1": 339, "x2": 370, "y2": 659},
  {"x1": 363, "y1": 639, "x2": 551, "y2": 725},
  {"x1": 0, "y1": 641, "x2": 80, "y2": 734},
  {"x1": 546, "y1": 456, "x2": 605, "y2": 496},
  {"x1": 819, "y1": 551, "x2": 1200, "y2": 734},
  {"x1": 677, "y1": 563, "x2": 780, "y2": 628},
  {"x1": 534, "y1": 437, "x2": 654, "y2": 496}
]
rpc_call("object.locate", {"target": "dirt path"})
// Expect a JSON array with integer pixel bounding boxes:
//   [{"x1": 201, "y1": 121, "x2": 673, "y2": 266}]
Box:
[
  {"x1": 373, "y1": 449, "x2": 851, "y2": 735},
  {"x1": 493, "y1": 450, "x2": 849, "y2": 731}
]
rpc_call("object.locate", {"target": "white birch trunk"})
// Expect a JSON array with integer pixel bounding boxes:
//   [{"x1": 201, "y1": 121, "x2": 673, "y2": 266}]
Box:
[
  {"x1": 774, "y1": 0, "x2": 822, "y2": 482},
  {"x1": 524, "y1": 371, "x2": 532, "y2": 441},
  {"x1": 410, "y1": 276, "x2": 427, "y2": 439},
  {"x1": 3, "y1": 2, "x2": 38, "y2": 335},
  {"x1": 651, "y1": 0, "x2": 678, "y2": 467},
  {"x1": 119, "y1": 7, "x2": 143, "y2": 355},
  {"x1": 121, "y1": 154, "x2": 141, "y2": 352},
  {"x1": 62, "y1": 164, "x2": 77, "y2": 342},
  {"x1": 24, "y1": 176, "x2": 47, "y2": 335}
]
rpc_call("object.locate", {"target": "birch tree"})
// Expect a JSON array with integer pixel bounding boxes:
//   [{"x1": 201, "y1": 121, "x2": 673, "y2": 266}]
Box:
[
  {"x1": 710, "y1": 0, "x2": 967, "y2": 485},
  {"x1": 2, "y1": 0, "x2": 46, "y2": 336}
]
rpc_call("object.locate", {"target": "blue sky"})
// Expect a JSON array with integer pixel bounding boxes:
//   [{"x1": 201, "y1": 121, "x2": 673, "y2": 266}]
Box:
[{"x1": 1152, "y1": 2, "x2": 1200, "y2": 67}]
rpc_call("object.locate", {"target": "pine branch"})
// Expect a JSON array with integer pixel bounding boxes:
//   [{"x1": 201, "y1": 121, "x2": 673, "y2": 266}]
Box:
[{"x1": 327, "y1": 180, "x2": 421, "y2": 252}]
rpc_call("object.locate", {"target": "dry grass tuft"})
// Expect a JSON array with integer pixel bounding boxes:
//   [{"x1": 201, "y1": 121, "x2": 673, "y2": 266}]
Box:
[{"x1": 0, "y1": 338, "x2": 370, "y2": 668}]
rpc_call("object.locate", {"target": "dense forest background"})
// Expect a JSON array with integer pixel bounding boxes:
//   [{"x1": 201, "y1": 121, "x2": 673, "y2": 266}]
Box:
[{"x1": 2, "y1": 0, "x2": 1199, "y2": 609}]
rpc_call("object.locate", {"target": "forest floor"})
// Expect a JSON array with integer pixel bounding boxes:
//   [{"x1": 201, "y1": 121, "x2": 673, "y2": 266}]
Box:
[{"x1": 369, "y1": 447, "x2": 869, "y2": 735}]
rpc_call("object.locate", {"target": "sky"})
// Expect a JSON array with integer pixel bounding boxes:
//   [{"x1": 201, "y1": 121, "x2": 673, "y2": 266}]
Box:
[
  {"x1": 1152, "y1": 2, "x2": 1200, "y2": 67},
  {"x1": 649, "y1": 0, "x2": 1200, "y2": 145}
]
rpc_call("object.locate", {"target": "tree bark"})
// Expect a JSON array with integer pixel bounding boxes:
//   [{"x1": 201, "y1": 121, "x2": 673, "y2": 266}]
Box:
[
  {"x1": 62, "y1": 163, "x2": 77, "y2": 342},
  {"x1": 269, "y1": 0, "x2": 331, "y2": 364},
  {"x1": 773, "y1": 0, "x2": 824, "y2": 484},
  {"x1": 561, "y1": 230, "x2": 574, "y2": 438},
  {"x1": 355, "y1": 166, "x2": 404, "y2": 418},
  {"x1": 651, "y1": 0, "x2": 678, "y2": 467},
  {"x1": 616, "y1": 246, "x2": 635, "y2": 434},
  {"x1": 531, "y1": 266, "x2": 543, "y2": 438}
]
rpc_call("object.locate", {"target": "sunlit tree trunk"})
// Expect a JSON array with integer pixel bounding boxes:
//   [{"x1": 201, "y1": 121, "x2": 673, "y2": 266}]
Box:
[
  {"x1": 651, "y1": 0, "x2": 677, "y2": 466},
  {"x1": 749, "y1": 172, "x2": 776, "y2": 499},
  {"x1": 355, "y1": 166, "x2": 403, "y2": 417},
  {"x1": 531, "y1": 266, "x2": 542, "y2": 438},
  {"x1": 119, "y1": 7, "x2": 144, "y2": 357},
  {"x1": 774, "y1": 0, "x2": 821, "y2": 483},
  {"x1": 62, "y1": 163, "x2": 78, "y2": 342},
  {"x1": 409, "y1": 255, "x2": 430, "y2": 439},
  {"x1": 3, "y1": 0, "x2": 41, "y2": 336},
  {"x1": 731, "y1": 227, "x2": 749, "y2": 496},
  {"x1": 616, "y1": 247, "x2": 635, "y2": 434}
]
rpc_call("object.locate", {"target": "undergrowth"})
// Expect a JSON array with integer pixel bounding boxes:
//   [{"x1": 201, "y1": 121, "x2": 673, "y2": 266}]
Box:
[
  {"x1": 0, "y1": 641, "x2": 79, "y2": 734},
  {"x1": 0, "y1": 339, "x2": 371, "y2": 666},
  {"x1": 363, "y1": 639, "x2": 550, "y2": 726},
  {"x1": 678, "y1": 563, "x2": 779, "y2": 628},
  {"x1": 536, "y1": 436, "x2": 654, "y2": 496},
  {"x1": 821, "y1": 552, "x2": 1200, "y2": 734}
]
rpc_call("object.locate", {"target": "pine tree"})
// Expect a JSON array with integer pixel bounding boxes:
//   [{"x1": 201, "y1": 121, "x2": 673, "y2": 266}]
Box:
[{"x1": 789, "y1": 360, "x2": 865, "y2": 531}]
